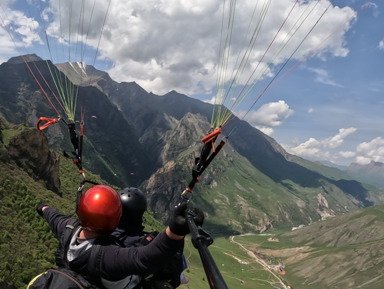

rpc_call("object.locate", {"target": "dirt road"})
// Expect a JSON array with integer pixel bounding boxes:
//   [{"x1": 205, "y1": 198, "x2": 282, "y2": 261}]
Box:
[{"x1": 230, "y1": 235, "x2": 289, "y2": 289}]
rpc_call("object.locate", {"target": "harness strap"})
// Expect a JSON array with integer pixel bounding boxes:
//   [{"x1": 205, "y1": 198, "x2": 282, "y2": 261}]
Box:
[
  {"x1": 87, "y1": 244, "x2": 102, "y2": 282},
  {"x1": 201, "y1": 127, "x2": 221, "y2": 153},
  {"x1": 56, "y1": 220, "x2": 79, "y2": 268}
]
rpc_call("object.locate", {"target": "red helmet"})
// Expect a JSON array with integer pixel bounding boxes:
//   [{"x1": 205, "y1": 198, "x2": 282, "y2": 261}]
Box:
[{"x1": 78, "y1": 185, "x2": 122, "y2": 234}]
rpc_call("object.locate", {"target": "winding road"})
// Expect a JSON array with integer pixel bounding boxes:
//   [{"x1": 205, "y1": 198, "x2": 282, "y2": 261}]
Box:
[{"x1": 230, "y1": 235, "x2": 289, "y2": 289}]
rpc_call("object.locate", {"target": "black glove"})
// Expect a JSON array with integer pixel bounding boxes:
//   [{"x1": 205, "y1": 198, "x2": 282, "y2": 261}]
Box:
[
  {"x1": 36, "y1": 200, "x2": 48, "y2": 217},
  {"x1": 186, "y1": 207, "x2": 204, "y2": 227},
  {"x1": 169, "y1": 201, "x2": 204, "y2": 236}
]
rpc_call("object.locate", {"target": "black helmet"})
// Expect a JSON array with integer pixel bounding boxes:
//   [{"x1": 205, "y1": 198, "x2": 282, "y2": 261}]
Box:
[{"x1": 119, "y1": 187, "x2": 147, "y2": 225}]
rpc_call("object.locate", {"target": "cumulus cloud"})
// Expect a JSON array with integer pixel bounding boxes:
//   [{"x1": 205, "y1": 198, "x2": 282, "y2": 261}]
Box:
[
  {"x1": 257, "y1": 126, "x2": 275, "y2": 136},
  {"x1": 0, "y1": 7, "x2": 42, "y2": 63},
  {"x1": 110, "y1": 1, "x2": 356, "y2": 95},
  {"x1": 285, "y1": 131, "x2": 384, "y2": 166},
  {"x1": 286, "y1": 127, "x2": 357, "y2": 161},
  {"x1": 339, "y1": 151, "x2": 355, "y2": 159},
  {"x1": 323, "y1": 127, "x2": 357, "y2": 149},
  {"x1": 1, "y1": 1, "x2": 357, "y2": 95},
  {"x1": 5, "y1": 0, "x2": 353, "y2": 96},
  {"x1": 355, "y1": 137, "x2": 384, "y2": 165},
  {"x1": 288, "y1": 137, "x2": 321, "y2": 157},
  {"x1": 243, "y1": 100, "x2": 293, "y2": 135}
]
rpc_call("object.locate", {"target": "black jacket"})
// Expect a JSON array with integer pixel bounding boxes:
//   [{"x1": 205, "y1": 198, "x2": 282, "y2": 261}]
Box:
[{"x1": 42, "y1": 207, "x2": 184, "y2": 287}]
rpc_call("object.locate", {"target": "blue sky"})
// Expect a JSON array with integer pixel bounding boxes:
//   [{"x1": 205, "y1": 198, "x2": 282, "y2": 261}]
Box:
[{"x1": 0, "y1": 0, "x2": 383, "y2": 167}]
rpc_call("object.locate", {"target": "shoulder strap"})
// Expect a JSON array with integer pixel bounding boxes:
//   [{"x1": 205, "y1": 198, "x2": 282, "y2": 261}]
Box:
[
  {"x1": 56, "y1": 219, "x2": 81, "y2": 268},
  {"x1": 86, "y1": 244, "x2": 102, "y2": 283}
]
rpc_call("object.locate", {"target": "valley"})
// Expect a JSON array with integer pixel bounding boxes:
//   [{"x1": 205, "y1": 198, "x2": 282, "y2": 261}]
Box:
[
  {"x1": 218, "y1": 205, "x2": 384, "y2": 289},
  {"x1": 230, "y1": 234, "x2": 290, "y2": 289}
]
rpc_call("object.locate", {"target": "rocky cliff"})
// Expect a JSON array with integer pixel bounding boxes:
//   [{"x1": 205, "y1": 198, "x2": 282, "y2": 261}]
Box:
[{"x1": 6, "y1": 128, "x2": 61, "y2": 194}]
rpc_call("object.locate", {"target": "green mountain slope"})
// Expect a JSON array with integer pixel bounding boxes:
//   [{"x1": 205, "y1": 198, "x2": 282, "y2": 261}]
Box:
[
  {"x1": 232, "y1": 205, "x2": 384, "y2": 289},
  {"x1": 144, "y1": 112, "x2": 384, "y2": 235}
]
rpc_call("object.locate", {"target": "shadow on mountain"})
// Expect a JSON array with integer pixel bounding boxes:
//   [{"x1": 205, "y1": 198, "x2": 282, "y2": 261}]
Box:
[
  {"x1": 331, "y1": 179, "x2": 373, "y2": 206},
  {"x1": 202, "y1": 221, "x2": 241, "y2": 238},
  {"x1": 228, "y1": 118, "x2": 372, "y2": 206}
]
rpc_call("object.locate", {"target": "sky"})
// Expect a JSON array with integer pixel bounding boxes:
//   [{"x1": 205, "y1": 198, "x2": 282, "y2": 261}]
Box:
[{"x1": 0, "y1": 0, "x2": 383, "y2": 167}]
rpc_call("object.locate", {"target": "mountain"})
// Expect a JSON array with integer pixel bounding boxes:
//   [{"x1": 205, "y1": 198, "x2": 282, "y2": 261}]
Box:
[
  {"x1": 316, "y1": 160, "x2": 348, "y2": 171},
  {"x1": 1, "y1": 55, "x2": 383, "y2": 235},
  {"x1": 0, "y1": 56, "x2": 152, "y2": 188},
  {"x1": 347, "y1": 161, "x2": 384, "y2": 189}
]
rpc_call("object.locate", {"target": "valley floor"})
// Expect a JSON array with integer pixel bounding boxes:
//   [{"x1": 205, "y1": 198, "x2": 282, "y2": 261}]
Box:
[{"x1": 230, "y1": 234, "x2": 291, "y2": 289}]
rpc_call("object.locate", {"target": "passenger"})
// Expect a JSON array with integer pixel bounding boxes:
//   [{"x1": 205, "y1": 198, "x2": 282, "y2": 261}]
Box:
[{"x1": 112, "y1": 187, "x2": 188, "y2": 288}]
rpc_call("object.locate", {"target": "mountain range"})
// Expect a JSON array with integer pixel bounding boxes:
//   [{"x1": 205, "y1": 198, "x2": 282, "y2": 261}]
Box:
[{"x1": 1, "y1": 54, "x2": 384, "y2": 235}]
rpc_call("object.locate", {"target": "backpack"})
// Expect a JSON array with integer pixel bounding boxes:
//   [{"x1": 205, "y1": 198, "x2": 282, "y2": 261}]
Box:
[
  {"x1": 27, "y1": 268, "x2": 100, "y2": 289},
  {"x1": 28, "y1": 219, "x2": 103, "y2": 289}
]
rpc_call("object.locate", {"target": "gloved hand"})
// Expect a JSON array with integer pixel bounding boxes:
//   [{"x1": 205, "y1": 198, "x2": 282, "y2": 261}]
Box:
[
  {"x1": 186, "y1": 207, "x2": 204, "y2": 228},
  {"x1": 169, "y1": 201, "x2": 204, "y2": 236},
  {"x1": 36, "y1": 200, "x2": 48, "y2": 217}
]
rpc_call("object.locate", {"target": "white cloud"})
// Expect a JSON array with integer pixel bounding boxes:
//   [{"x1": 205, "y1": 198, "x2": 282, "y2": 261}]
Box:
[
  {"x1": 323, "y1": 127, "x2": 357, "y2": 149},
  {"x1": 1, "y1": 1, "x2": 357, "y2": 95},
  {"x1": 257, "y1": 126, "x2": 274, "y2": 136},
  {"x1": 308, "y1": 67, "x2": 343, "y2": 87},
  {"x1": 0, "y1": 7, "x2": 42, "y2": 62},
  {"x1": 286, "y1": 127, "x2": 357, "y2": 161},
  {"x1": 288, "y1": 137, "x2": 321, "y2": 157},
  {"x1": 339, "y1": 151, "x2": 355, "y2": 159},
  {"x1": 244, "y1": 100, "x2": 293, "y2": 133},
  {"x1": 285, "y1": 132, "x2": 384, "y2": 166},
  {"x1": 368, "y1": 2, "x2": 379, "y2": 18},
  {"x1": 355, "y1": 156, "x2": 372, "y2": 166},
  {"x1": 355, "y1": 137, "x2": 384, "y2": 164},
  {"x1": 379, "y1": 40, "x2": 384, "y2": 51},
  {"x1": 35, "y1": 1, "x2": 359, "y2": 95}
]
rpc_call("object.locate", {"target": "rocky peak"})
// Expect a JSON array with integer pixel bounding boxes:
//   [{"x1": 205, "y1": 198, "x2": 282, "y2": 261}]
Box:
[
  {"x1": 6, "y1": 54, "x2": 43, "y2": 64},
  {"x1": 7, "y1": 128, "x2": 61, "y2": 194}
]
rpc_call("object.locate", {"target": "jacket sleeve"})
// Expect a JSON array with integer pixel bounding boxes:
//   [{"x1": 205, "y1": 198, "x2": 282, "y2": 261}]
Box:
[
  {"x1": 99, "y1": 231, "x2": 184, "y2": 281},
  {"x1": 42, "y1": 207, "x2": 76, "y2": 240}
]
